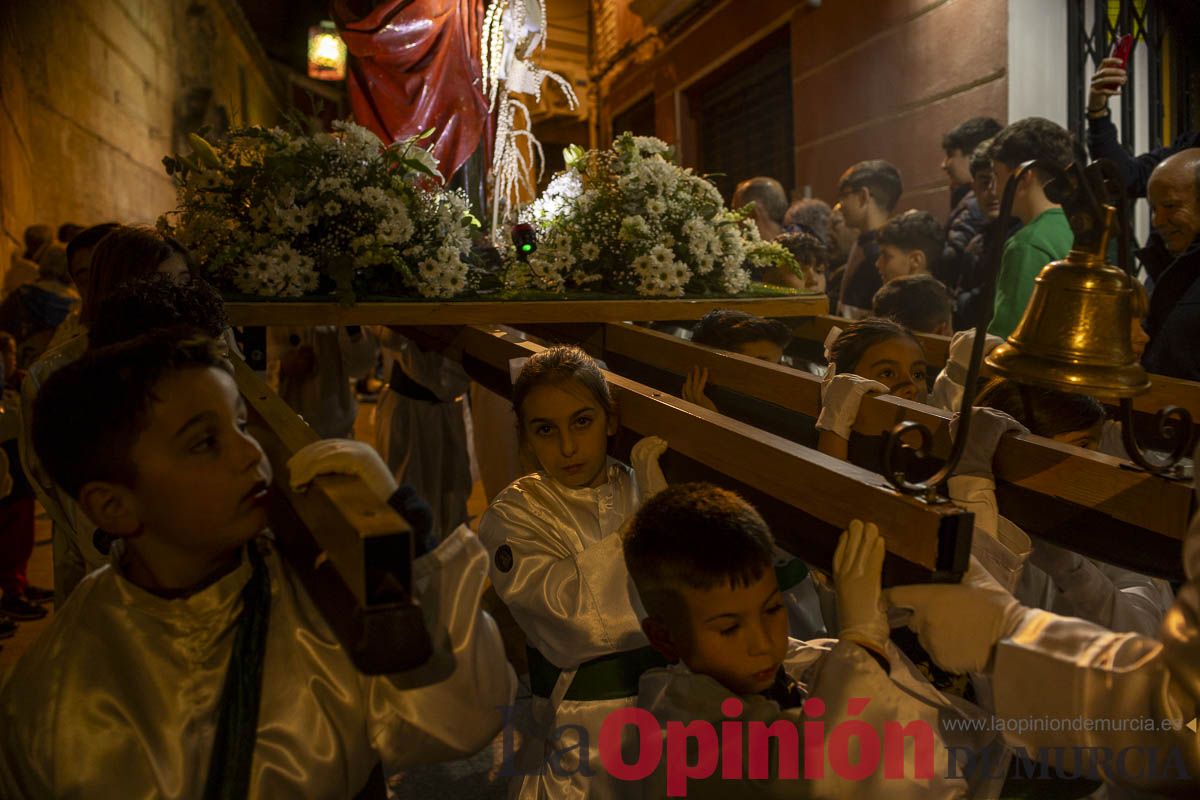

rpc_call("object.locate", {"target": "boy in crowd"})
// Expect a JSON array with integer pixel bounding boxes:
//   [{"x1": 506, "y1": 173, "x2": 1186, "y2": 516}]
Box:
[
  {"x1": 987, "y1": 118, "x2": 1076, "y2": 339},
  {"x1": 872, "y1": 274, "x2": 954, "y2": 336},
  {"x1": 775, "y1": 230, "x2": 829, "y2": 294},
  {"x1": 0, "y1": 332, "x2": 515, "y2": 797},
  {"x1": 832, "y1": 160, "x2": 903, "y2": 320},
  {"x1": 623, "y1": 484, "x2": 979, "y2": 798},
  {"x1": 683, "y1": 310, "x2": 792, "y2": 412},
  {"x1": 937, "y1": 117, "x2": 1002, "y2": 293},
  {"x1": 941, "y1": 116, "x2": 1003, "y2": 211},
  {"x1": 875, "y1": 210, "x2": 945, "y2": 285},
  {"x1": 940, "y1": 119, "x2": 1002, "y2": 290}
]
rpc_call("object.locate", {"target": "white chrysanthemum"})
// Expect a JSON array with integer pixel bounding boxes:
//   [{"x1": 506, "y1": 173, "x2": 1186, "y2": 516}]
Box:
[
  {"x1": 579, "y1": 242, "x2": 600, "y2": 260},
  {"x1": 332, "y1": 119, "x2": 383, "y2": 162},
  {"x1": 278, "y1": 206, "x2": 309, "y2": 234},
  {"x1": 619, "y1": 215, "x2": 650, "y2": 242},
  {"x1": 649, "y1": 244, "x2": 674, "y2": 268},
  {"x1": 631, "y1": 136, "x2": 670, "y2": 157},
  {"x1": 524, "y1": 171, "x2": 584, "y2": 225},
  {"x1": 377, "y1": 205, "x2": 414, "y2": 244}
]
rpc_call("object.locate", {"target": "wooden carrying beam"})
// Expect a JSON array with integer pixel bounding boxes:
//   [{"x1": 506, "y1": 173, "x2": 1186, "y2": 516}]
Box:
[
  {"x1": 591, "y1": 322, "x2": 1192, "y2": 580},
  {"x1": 454, "y1": 325, "x2": 973, "y2": 585},
  {"x1": 223, "y1": 294, "x2": 827, "y2": 327},
  {"x1": 790, "y1": 313, "x2": 1200, "y2": 425},
  {"x1": 231, "y1": 356, "x2": 432, "y2": 674}
]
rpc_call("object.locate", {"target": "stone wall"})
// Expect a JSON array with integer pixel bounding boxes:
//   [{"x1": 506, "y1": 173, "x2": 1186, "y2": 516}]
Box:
[
  {"x1": 0, "y1": 0, "x2": 282, "y2": 273},
  {"x1": 599, "y1": 0, "x2": 1009, "y2": 220}
]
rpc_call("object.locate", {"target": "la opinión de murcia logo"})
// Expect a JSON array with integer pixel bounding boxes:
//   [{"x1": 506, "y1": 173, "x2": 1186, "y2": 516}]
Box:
[{"x1": 497, "y1": 699, "x2": 1195, "y2": 797}]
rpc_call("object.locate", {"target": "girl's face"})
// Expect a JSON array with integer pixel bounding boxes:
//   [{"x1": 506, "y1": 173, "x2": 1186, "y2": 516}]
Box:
[
  {"x1": 520, "y1": 380, "x2": 618, "y2": 490},
  {"x1": 850, "y1": 337, "x2": 929, "y2": 403}
]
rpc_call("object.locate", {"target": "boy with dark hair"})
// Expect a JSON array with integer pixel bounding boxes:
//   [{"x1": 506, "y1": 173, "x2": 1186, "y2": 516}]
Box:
[
  {"x1": 22, "y1": 275, "x2": 234, "y2": 602},
  {"x1": 875, "y1": 210, "x2": 945, "y2": 284},
  {"x1": 941, "y1": 116, "x2": 1003, "y2": 208},
  {"x1": 987, "y1": 117, "x2": 1077, "y2": 338},
  {"x1": 683, "y1": 310, "x2": 792, "y2": 413},
  {"x1": 833, "y1": 160, "x2": 903, "y2": 320},
  {"x1": 624, "y1": 483, "x2": 974, "y2": 796},
  {"x1": 872, "y1": 274, "x2": 954, "y2": 335},
  {"x1": 691, "y1": 309, "x2": 791, "y2": 359},
  {"x1": 951, "y1": 139, "x2": 1022, "y2": 330},
  {"x1": 0, "y1": 332, "x2": 515, "y2": 796},
  {"x1": 775, "y1": 230, "x2": 829, "y2": 294},
  {"x1": 939, "y1": 122, "x2": 1002, "y2": 291}
]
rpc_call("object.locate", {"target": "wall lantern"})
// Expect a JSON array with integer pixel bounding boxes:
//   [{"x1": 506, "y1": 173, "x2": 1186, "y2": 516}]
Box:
[{"x1": 308, "y1": 21, "x2": 347, "y2": 81}]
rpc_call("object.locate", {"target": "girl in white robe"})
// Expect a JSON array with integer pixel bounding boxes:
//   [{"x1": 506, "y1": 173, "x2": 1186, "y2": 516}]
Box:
[
  {"x1": 818, "y1": 323, "x2": 1173, "y2": 637},
  {"x1": 479, "y1": 345, "x2": 667, "y2": 800}
]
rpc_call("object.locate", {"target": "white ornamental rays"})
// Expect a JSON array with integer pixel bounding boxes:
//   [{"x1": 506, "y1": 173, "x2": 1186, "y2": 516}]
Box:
[{"x1": 482, "y1": 0, "x2": 578, "y2": 242}]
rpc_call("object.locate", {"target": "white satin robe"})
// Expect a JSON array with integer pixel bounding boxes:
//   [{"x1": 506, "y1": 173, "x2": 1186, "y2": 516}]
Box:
[
  {"x1": 478, "y1": 460, "x2": 648, "y2": 800},
  {"x1": 634, "y1": 637, "x2": 989, "y2": 799},
  {"x1": 371, "y1": 326, "x2": 472, "y2": 540},
  {"x1": 949, "y1": 475, "x2": 1174, "y2": 636},
  {"x1": 0, "y1": 526, "x2": 517, "y2": 799},
  {"x1": 989, "y1": 592, "x2": 1200, "y2": 794}
]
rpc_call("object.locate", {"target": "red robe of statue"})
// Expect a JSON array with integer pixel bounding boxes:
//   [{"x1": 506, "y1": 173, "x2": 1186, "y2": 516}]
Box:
[{"x1": 333, "y1": 0, "x2": 488, "y2": 179}]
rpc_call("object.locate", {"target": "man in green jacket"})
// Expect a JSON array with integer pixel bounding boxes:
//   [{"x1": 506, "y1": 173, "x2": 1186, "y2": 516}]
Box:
[{"x1": 987, "y1": 118, "x2": 1077, "y2": 339}]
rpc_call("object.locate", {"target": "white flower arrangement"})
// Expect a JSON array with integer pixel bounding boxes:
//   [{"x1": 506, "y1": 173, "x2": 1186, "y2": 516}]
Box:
[
  {"x1": 159, "y1": 121, "x2": 476, "y2": 301},
  {"x1": 510, "y1": 133, "x2": 800, "y2": 296}
]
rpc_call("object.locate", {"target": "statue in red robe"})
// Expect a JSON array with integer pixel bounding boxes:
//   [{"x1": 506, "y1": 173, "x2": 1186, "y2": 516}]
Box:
[{"x1": 333, "y1": 0, "x2": 488, "y2": 179}]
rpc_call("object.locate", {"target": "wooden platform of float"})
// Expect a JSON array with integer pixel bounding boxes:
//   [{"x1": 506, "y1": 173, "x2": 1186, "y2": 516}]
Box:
[{"x1": 224, "y1": 292, "x2": 828, "y2": 326}]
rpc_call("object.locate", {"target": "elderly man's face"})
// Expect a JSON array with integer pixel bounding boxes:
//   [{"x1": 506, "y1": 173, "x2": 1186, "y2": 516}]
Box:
[{"x1": 1148, "y1": 172, "x2": 1200, "y2": 257}]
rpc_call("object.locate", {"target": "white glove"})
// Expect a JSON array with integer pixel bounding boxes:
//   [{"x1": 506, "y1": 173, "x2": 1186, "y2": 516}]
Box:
[
  {"x1": 288, "y1": 439, "x2": 398, "y2": 502},
  {"x1": 951, "y1": 407, "x2": 1029, "y2": 479},
  {"x1": 833, "y1": 520, "x2": 889, "y2": 650},
  {"x1": 816, "y1": 374, "x2": 888, "y2": 440},
  {"x1": 885, "y1": 556, "x2": 1027, "y2": 674},
  {"x1": 631, "y1": 436, "x2": 669, "y2": 499}
]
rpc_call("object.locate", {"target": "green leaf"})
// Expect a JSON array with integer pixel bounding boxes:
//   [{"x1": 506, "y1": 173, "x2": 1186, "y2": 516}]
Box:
[
  {"x1": 403, "y1": 158, "x2": 437, "y2": 177},
  {"x1": 188, "y1": 133, "x2": 222, "y2": 169}
]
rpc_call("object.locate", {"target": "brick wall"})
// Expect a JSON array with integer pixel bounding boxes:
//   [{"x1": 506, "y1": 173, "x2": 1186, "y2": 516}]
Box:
[
  {"x1": 792, "y1": 0, "x2": 1007, "y2": 218},
  {"x1": 0, "y1": 0, "x2": 282, "y2": 274},
  {"x1": 600, "y1": 0, "x2": 1009, "y2": 220}
]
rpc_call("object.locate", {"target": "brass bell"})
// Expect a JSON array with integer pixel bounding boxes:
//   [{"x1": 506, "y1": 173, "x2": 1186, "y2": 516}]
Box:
[{"x1": 985, "y1": 172, "x2": 1150, "y2": 398}]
